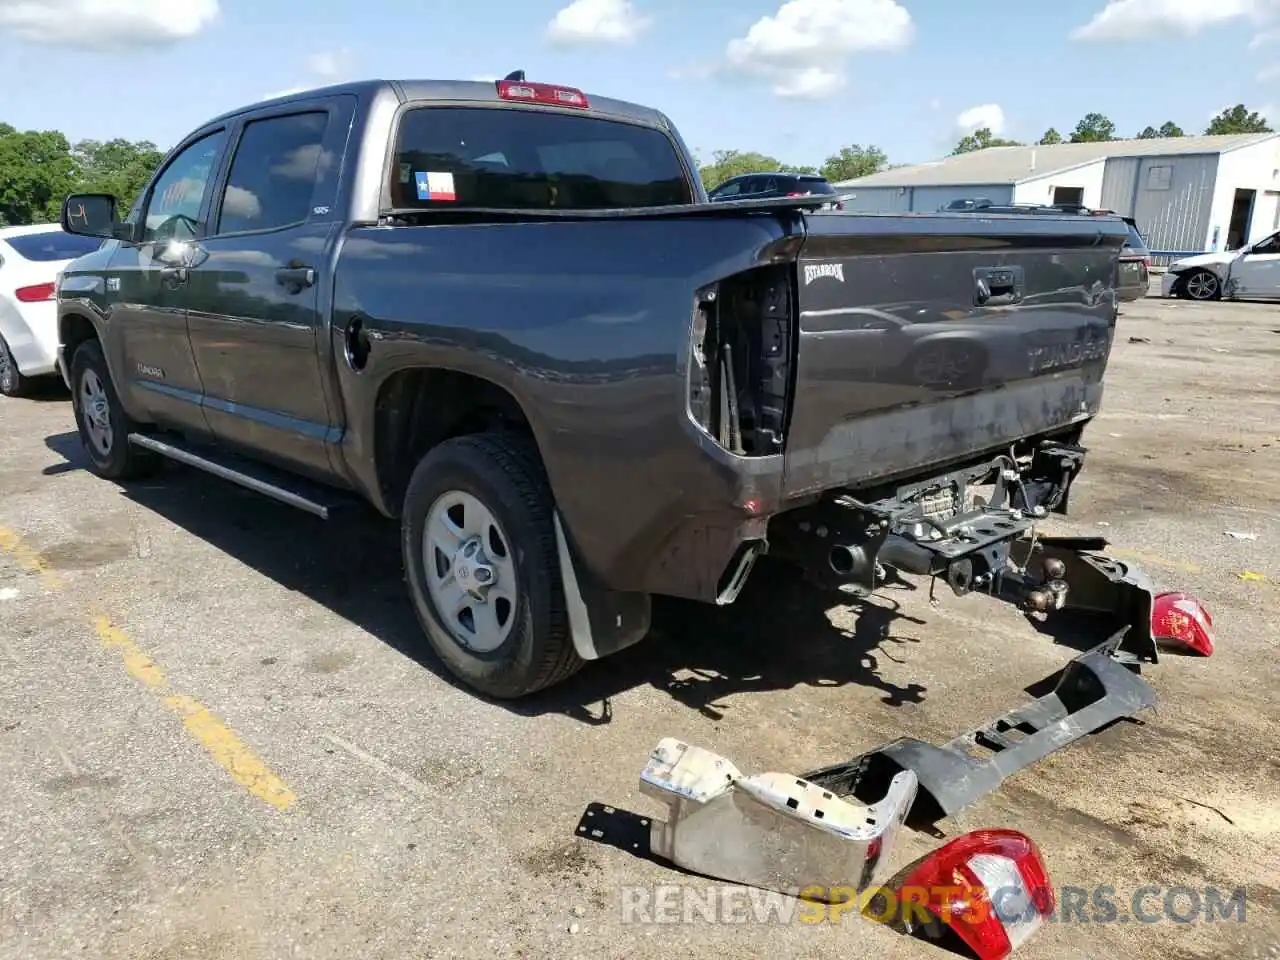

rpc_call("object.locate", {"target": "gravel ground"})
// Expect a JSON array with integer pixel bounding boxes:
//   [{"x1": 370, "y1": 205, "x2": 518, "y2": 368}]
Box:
[{"x1": 1, "y1": 287, "x2": 1277, "y2": 960}]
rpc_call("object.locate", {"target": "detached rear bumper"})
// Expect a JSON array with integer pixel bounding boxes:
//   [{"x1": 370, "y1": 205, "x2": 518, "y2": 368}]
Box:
[{"x1": 640, "y1": 737, "x2": 918, "y2": 896}]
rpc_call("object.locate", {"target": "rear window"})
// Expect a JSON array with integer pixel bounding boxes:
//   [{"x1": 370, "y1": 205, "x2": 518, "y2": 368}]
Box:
[
  {"x1": 1123, "y1": 220, "x2": 1147, "y2": 250},
  {"x1": 798, "y1": 178, "x2": 835, "y2": 195},
  {"x1": 4, "y1": 231, "x2": 103, "y2": 261},
  {"x1": 389, "y1": 107, "x2": 694, "y2": 210}
]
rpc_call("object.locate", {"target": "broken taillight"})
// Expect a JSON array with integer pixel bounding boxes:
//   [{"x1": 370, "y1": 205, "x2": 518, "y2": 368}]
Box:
[
  {"x1": 1151, "y1": 591, "x2": 1215, "y2": 656},
  {"x1": 894, "y1": 829, "x2": 1054, "y2": 960}
]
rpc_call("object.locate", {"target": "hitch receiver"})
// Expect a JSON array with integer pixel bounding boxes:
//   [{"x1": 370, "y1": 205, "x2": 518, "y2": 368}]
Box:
[{"x1": 802, "y1": 635, "x2": 1157, "y2": 823}]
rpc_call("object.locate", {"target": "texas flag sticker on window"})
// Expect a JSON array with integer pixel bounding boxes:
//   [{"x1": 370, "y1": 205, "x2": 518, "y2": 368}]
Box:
[{"x1": 415, "y1": 171, "x2": 456, "y2": 202}]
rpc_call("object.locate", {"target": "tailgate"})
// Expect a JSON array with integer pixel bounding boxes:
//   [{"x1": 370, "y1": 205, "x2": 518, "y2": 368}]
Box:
[{"x1": 782, "y1": 212, "x2": 1127, "y2": 498}]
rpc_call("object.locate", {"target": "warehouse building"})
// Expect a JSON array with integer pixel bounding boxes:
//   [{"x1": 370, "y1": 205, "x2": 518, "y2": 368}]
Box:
[{"x1": 836, "y1": 133, "x2": 1280, "y2": 260}]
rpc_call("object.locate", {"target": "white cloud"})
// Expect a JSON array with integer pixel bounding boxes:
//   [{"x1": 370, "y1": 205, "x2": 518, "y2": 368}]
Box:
[
  {"x1": 1249, "y1": 26, "x2": 1280, "y2": 46},
  {"x1": 304, "y1": 49, "x2": 353, "y2": 82},
  {"x1": 1071, "y1": 0, "x2": 1268, "y2": 41},
  {"x1": 546, "y1": 0, "x2": 649, "y2": 46},
  {"x1": 0, "y1": 0, "x2": 218, "y2": 50},
  {"x1": 722, "y1": 0, "x2": 913, "y2": 99},
  {"x1": 1258, "y1": 62, "x2": 1280, "y2": 79},
  {"x1": 955, "y1": 103, "x2": 1006, "y2": 136}
]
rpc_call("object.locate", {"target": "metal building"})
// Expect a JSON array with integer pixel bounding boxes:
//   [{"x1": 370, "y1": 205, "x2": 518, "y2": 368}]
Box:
[{"x1": 836, "y1": 134, "x2": 1280, "y2": 261}]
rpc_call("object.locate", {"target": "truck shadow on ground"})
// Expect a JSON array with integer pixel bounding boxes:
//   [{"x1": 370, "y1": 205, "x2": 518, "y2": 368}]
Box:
[{"x1": 49, "y1": 432, "x2": 936, "y2": 723}]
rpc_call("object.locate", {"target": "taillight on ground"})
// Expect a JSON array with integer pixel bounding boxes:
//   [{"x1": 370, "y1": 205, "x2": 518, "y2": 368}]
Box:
[
  {"x1": 893, "y1": 829, "x2": 1054, "y2": 959},
  {"x1": 15, "y1": 282, "x2": 56, "y2": 302},
  {"x1": 1151, "y1": 591, "x2": 1215, "y2": 656}
]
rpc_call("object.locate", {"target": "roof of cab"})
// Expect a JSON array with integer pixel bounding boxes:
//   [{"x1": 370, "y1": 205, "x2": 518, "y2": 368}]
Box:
[{"x1": 208, "y1": 78, "x2": 672, "y2": 130}]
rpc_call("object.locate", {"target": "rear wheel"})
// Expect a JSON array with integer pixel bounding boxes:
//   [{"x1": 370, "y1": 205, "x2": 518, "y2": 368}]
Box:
[
  {"x1": 1181, "y1": 269, "x2": 1220, "y2": 301},
  {"x1": 401, "y1": 431, "x2": 582, "y2": 699},
  {"x1": 0, "y1": 333, "x2": 27, "y2": 397},
  {"x1": 69, "y1": 339, "x2": 158, "y2": 480}
]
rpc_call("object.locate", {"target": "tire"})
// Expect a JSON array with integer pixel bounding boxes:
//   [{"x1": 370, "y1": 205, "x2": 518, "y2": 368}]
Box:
[
  {"x1": 401, "y1": 431, "x2": 582, "y2": 699},
  {"x1": 1180, "y1": 269, "x2": 1220, "y2": 301},
  {"x1": 69, "y1": 339, "x2": 159, "y2": 480},
  {"x1": 0, "y1": 333, "x2": 27, "y2": 398}
]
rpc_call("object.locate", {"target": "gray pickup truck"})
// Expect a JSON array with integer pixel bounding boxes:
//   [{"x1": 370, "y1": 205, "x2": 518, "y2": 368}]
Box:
[{"x1": 57, "y1": 76, "x2": 1175, "y2": 717}]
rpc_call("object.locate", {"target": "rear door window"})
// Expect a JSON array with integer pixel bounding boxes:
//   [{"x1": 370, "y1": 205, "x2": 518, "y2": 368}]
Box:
[
  {"x1": 215, "y1": 112, "x2": 330, "y2": 234},
  {"x1": 1123, "y1": 220, "x2": 1148, "y2": 251},
  {"x1": 389, "y1": 107, "x2": 693, "y2": 209}
]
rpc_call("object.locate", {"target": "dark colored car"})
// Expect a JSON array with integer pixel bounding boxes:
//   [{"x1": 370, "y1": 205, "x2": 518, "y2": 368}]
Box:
[
  {"x1": 708, "y1": 172, "x2": 844, "y2": 209},
  {"x1": 55, "y1": 76, "x2": 1135, "y2": 703},
  {"x1": 1117, "y1": 216, "x2": 1151, "y2": 302}
]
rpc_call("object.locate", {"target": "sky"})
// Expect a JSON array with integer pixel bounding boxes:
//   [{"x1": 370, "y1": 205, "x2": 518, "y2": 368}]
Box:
[{"x1": 0, "y1": 0, "x2": 1277, "y2": 169}]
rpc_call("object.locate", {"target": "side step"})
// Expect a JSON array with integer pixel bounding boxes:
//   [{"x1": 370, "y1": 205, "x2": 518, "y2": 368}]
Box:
[
  {"x1": 128, "y1": 433, "x2": 355, "y2": 520},
  {"x1": 801, "y1": 634, "x2": 1157, "y2": 826}
]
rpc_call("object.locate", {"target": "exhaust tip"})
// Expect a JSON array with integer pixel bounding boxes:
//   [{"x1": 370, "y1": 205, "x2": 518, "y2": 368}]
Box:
[{"x1": 829, "y1": 545, "x2": 856, "y2": 576}]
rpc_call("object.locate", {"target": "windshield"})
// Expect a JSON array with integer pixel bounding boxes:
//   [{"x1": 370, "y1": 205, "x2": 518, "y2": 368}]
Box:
[
  {"x1": 4, "y1": 231, "x2": 103, "y2": 261},
  {"x1": 389, "y1": 107, "x2": 694, "y2": 210}
]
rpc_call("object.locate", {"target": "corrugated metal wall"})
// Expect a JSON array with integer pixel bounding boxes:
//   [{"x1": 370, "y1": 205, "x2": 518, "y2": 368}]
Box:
[
  {"x1": 1129, "y1": 154, "x2": 1218, "y2": 259},
  {"x1": 839, "y1": 186, "x2": 913, "y2": 213},
  {"x1": 1099, "y1": 157, "x2": 1140, "y2": 214}
]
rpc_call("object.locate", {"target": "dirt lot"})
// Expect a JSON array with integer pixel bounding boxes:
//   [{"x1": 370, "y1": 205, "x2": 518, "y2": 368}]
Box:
[{"x1": 2, "y1": 288, "x2": 1278, "y2": 960}]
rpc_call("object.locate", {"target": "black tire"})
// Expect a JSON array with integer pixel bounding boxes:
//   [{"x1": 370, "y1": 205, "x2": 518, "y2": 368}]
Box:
[
  {"x1": 401, "y1": 431, "x2": 582, "y2": 699},
  {"x1": 1180, "y1": 269, "x2": 1220, "y2": 301},
  {"x1": 69, "y1": 339, "x2": 159, "y2": 480},
  {"x1": 0, "y1": 333, "x2": 27, "y2": 397}
]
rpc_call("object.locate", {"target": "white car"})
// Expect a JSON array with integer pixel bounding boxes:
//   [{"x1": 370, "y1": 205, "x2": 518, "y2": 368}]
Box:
[
  {"x1": 1161, "y1": 229, "x2": 1280, "y2": 301},
  {"x1": 0, "y1": 223, "x2": 105, "y2": 396}
]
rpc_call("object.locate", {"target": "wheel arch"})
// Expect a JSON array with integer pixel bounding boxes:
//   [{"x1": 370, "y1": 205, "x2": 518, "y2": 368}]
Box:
[{"x1": 372, "y1": 365, "x2": 541, "y2": 519}]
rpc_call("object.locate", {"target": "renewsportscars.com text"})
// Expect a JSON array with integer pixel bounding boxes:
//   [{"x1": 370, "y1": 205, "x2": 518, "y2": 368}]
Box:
[{"x1": 619, "y1": 883, "x2": 1249, "y2": 926}]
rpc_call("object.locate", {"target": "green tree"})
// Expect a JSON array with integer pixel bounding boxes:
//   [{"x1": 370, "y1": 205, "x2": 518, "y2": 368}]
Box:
[
  {"x1": 1038, "y1": 128, "x2": 1063, "y2": 145},
  {"x1": 1069, "y1": 113, "x2": 1117, "y2": 142},
  {"x1": 697, "y1": 149, "x2": 815, "y2": 191},
  {"x1": 1137, "y1": 121, "x2": 1185, "y2": 139},
  {"x1": 819, "y1": 143, "x2": 888, "y2": 182},
  {"x1": 1205, "y1": 104, "x2": 1273, "y2": 135},
  {"x1": 71, "y1": 138, "x2": 165, "y2": 213},
  {"x1": 951, "y1": 127, "x2": 1023, "y2": 155},
  {"x1": 0, "y1": 126, "x2": 76, "y2": 226}
]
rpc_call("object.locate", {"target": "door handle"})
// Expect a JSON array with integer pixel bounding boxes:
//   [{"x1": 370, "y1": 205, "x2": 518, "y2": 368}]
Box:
[
  {"x1": 973, "y1": 266, "x2": 1023, "y2": 307},
  {"x1": 161, "y1": 265, "x2": 188, "y2": 286},
  {"x1": 275, "y1": 266, "x2": 315, "y2": 291}
]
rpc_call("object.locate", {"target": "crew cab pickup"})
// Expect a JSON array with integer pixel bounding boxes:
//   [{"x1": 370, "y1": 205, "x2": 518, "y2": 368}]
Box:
[{"x1": 56, "y1": 76, "x2": 1144, "y2": 701}]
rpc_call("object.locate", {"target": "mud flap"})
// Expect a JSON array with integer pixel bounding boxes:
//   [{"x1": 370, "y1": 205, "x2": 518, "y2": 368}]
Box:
[
  {"x1": 802, "y1": 634, "x2": 1157, "y2": 825},
  {"x1": 638, "y1": 738, "x2": 918, "y2": 898}
]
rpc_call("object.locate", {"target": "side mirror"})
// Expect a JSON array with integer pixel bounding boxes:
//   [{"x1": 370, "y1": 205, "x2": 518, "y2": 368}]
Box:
[{"x1": 61, "y1": 193, "x2": 120, "y2": 240}]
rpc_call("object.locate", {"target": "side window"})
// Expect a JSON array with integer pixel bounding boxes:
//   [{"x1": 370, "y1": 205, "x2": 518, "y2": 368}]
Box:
[
  {"x1": 1250, "y1": 233, "x2": 1280, "y2": 255},
  {"x1": 215, "y1": 112, "x2": 330, "y2": 235},
  {"x1": 142, "y1": 130, "x2": 227, "y2": 243},
  {"x1": 712, "y1": 180, "x2": 742, "y2": 199}
]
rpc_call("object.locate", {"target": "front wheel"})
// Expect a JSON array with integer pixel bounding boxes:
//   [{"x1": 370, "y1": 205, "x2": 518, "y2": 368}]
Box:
[
  {"x1": 401, "y1": 431, "x2": 582, "y2": 699},
  {"x1": 1181, "y1": 269, "x2": 1220, "y2": 301},
  {"x1": 69, "y1": 339, "x2": 158, "y2": 480}
]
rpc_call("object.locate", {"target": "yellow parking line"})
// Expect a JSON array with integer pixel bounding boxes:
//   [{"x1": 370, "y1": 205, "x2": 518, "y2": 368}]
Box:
[{"x1": 1, "y1": 527, "x2": 296, "y2": 812}]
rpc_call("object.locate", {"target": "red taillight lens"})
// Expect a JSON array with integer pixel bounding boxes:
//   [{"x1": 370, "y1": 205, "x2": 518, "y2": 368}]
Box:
[
  {"x1": 15, "y1": 282, "x2": 56, "y2": 302},
  {"x1": 1151, "y1": 592, "x2": 1215, "y2": 656},
  {"x1": 496, "y1": 79, "x2": 589, "y2": 109},
  {"x1": 894, "y1": 829, "x2": 1053, "y2": 959}
]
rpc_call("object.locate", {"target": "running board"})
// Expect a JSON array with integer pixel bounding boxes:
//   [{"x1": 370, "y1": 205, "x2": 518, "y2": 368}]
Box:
[
  {"x1": 127, "y1": 433, "x2": 351, "y2": 520},
  {"x1": 801, "y1": 635, "x2": 1157, "y2": 825}
]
